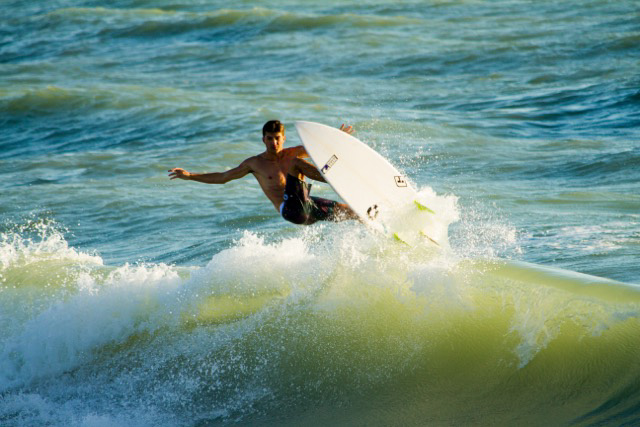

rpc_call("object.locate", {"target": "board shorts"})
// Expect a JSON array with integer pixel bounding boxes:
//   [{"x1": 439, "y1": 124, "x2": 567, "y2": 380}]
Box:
[{"x1": 280, "y1": 174, "x2": 339, "y2": 225}]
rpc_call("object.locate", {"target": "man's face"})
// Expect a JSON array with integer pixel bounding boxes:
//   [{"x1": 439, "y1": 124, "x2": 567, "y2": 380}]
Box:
[{"x1": 263, "y1": 131, "x2": 285, "y2": 152}]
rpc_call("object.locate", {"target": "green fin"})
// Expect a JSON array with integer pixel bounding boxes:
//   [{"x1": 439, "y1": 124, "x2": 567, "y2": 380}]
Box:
[
  {"x1": 419, "y1": 231, "x2": 440, "y2": 246},
  {"x1": 414, "y1": 200, "x2": 435, "y2": 214},
  {"x1": 393, "y1": 233, "x2": 410, "y2": 246}
]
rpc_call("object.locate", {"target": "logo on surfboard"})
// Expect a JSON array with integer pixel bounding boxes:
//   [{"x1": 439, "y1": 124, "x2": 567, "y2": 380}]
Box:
[
  {"x1": 394, "y1": 176, "x2": 407, "y2": 187},
  {"x1": 321, "y1": 155, "x2": 338, "y2": 174}
]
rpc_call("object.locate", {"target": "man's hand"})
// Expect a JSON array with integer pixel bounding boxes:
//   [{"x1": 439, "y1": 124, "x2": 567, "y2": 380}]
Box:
[
  {"x1": 339, "y1": 124, "x2": 354, "y2": 134},
  {"x1": 168, "y1": 168, "x2": 191, "y2": 180}
]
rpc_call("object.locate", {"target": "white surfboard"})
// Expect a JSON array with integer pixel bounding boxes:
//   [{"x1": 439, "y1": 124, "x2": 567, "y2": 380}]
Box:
[{"x1": 294, "y1": 121, "x2": 439, "y2": 246}]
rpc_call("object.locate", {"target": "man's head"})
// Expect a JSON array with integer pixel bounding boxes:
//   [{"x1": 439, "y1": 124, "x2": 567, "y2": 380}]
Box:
[
  {"x1": 262, "y1": 120, "x2": 286, "y2": 153},
  {"x1": 262, "y1": 120, "x2": 285, "y2": 137}
]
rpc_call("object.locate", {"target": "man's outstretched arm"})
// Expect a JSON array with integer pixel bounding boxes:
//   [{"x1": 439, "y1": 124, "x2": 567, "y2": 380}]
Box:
[{"x1": 168, "y1": 160, "x2": 252, "y2": 184}]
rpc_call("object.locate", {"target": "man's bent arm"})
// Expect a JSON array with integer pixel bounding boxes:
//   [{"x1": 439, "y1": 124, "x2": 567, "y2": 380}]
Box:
[
  {"x1": 168, "y1": 161, "x2": 252, "y2": 184},
  {"x1": 292, "y1": 157, "x2": 326, "y2": 183},
  {"x1": 290, "y1": 145, "x2": 309, "y2": 158}
]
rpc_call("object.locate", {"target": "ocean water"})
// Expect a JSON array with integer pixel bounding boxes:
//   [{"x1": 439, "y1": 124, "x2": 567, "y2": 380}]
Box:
[{"x1": 1, "y1": 0, "x2": 639, "y2": 425}]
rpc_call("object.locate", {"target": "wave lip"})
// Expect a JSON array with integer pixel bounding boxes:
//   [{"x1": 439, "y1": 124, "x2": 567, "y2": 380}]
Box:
[{"x1": 0, "y1": 222, "x2": 639, "y2": 425}]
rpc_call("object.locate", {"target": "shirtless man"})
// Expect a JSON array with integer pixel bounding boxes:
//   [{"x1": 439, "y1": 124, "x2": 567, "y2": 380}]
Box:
[{"x1": 168, "y1": 120, "x2": 358, "y2": 225}]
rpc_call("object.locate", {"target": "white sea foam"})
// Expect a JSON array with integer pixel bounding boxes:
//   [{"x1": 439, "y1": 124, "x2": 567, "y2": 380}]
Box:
[
  {"x1": 0, "y1": 220, "x2": 102, "y2": 272},
  {"x1": 0, "y1": 261, "x2": 183, "y2": 391},
  {"x1": 0, "y1": 208, "x2": 637, "y2": 425}
]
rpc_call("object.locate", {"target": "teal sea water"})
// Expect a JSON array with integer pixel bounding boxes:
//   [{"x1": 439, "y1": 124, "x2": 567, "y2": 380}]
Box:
[{"x1": 1, "y1": 1, "x2": 639, "y2": 425}]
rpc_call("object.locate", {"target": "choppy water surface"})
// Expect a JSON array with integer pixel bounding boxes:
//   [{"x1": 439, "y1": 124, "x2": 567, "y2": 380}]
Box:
[{"x1": 1, "y1": 0, "x2": 639, "y2": 425}]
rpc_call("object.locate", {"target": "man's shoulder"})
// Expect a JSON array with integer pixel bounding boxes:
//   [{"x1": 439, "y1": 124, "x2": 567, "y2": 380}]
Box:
[
  {"x1": 283, "y1": 145, "x2": 306, "y2": 157},
  {"x1": 243, "y1": 153, "x2": 273, "y2": 171},
  {"x1": 284, "y1": 145, "x2": 304, "y2": 152},
  {"x1": 251, "y1": 147, "x2": 301, "y2": 160}
]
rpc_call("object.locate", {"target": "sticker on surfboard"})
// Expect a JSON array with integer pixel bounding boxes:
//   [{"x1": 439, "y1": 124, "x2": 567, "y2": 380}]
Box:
[
  {"x1": 321, "y1": 155, "x2": 338, "y2": 174},
  {"x1": 394, "y1": 176, "x2": 408, "y2": 187}
]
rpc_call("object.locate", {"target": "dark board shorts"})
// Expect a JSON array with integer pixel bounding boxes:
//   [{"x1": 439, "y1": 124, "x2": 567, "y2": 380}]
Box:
[{"x1": 280, "y1": 174, "x2": 338, "y2": 225}]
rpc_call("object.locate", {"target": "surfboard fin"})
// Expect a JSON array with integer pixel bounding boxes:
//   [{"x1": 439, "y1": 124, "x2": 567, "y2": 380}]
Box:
[
  {"x1": 393, "y1": 233, "x2": 410, "y2": 246},
  {"x1": 419, "y1": 231, "x2": 440, "y2": 246},
  {"x1": 414, "y1": 200, "x2": 435, "y2": 214}
]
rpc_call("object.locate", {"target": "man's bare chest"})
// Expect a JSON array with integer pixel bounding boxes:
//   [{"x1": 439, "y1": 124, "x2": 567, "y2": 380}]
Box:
[{"x1": 253, "y1": 158, "x2": 291, "y2": 184}]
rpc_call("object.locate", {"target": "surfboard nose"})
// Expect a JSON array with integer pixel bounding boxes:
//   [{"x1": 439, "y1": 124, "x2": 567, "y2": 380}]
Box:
[{"x1": 295, "y1": 121, "x2": 322, "y2": 137}]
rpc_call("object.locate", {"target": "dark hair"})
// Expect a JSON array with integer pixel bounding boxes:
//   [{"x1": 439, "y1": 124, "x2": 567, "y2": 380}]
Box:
[{"x1": 262, "y1": 120, "x2": 285, "y2": 136}]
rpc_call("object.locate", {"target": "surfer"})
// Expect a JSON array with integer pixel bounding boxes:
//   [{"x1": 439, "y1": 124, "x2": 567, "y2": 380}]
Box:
[{"x1": 168, "y1": 120, "x2": 359, "y2": 225}]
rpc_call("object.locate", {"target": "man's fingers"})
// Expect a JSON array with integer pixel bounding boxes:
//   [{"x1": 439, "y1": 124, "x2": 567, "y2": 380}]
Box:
[
  {"x1": 339, "y1": 124, "x2": 354, "y2": 134},
  {"x1": 168, "y1": 168, "x2": 183, "y2": 178}
]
